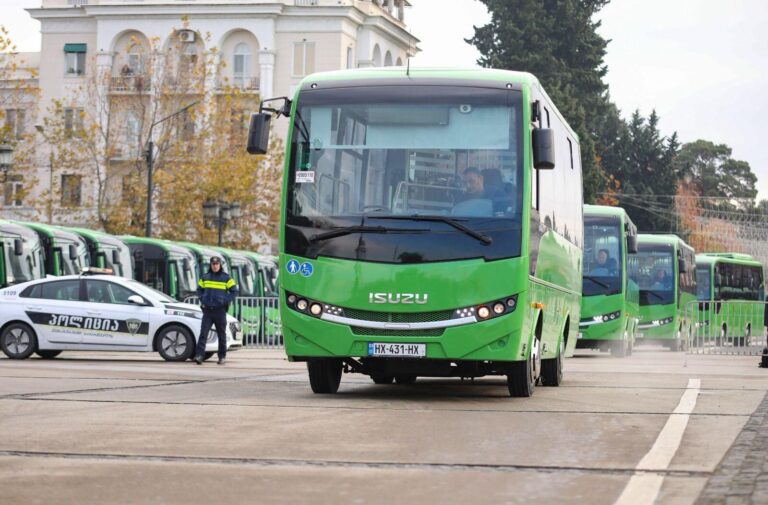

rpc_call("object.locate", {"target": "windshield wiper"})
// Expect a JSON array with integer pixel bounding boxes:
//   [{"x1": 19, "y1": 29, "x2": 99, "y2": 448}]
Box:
[
  {"x1": 309, "y1": 225, "x2": 428, "y2": 243},
  {"x1": 583, "y1": 275, "x2": 611, "y2": 289},
  {"x1": 370, "y1": 215, "x2": 493, "y2": 245}
]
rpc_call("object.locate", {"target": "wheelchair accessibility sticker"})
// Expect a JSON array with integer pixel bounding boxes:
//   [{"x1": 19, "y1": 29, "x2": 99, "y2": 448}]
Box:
[
  {"x1": 286, "y1": 259, "x2": 300, "y2": 275},
  {"x1": 299, "y1": 262, "x2": 314, "y2": 277}
]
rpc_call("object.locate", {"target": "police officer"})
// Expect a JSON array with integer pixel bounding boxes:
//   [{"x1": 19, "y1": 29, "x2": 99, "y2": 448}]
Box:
[{"x1": 194, "y1": 256, "x2": 238, "y2": 365}]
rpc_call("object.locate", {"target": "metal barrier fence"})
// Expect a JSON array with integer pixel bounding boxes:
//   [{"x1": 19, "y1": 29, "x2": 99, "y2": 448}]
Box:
[
  {"x1": 183, "y1": 296, "x2": 283, "y2": 349},
  {"x1": 685, "y1": 300, "x2": 767, "y2": 356}
]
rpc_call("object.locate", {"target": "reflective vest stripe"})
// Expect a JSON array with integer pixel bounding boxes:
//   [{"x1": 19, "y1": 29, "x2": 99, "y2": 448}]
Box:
[
  {"x1": 226, "y1": 279, "x2": 236, "y2": 288},
  {"x1": 200, "y1": 281, "x2": 228, "y2": 290}
]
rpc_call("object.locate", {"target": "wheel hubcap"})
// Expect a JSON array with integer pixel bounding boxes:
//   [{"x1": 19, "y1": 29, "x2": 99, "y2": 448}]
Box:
[
  {"x1": 162, "y1": 331, "x2": 186, "y2": 357},
  {"x1": 7, "y1": 328, "x2": 30, "y2": 355}
]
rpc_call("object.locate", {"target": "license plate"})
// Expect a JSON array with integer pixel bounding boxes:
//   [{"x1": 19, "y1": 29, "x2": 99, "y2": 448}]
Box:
[{"x1": 368, "y1": 342, "x2": 426, "y2": 358}]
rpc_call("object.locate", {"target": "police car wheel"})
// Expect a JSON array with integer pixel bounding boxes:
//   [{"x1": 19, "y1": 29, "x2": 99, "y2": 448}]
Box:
[
  {"x1": 1, "y1": 323, "x2": 37, "y2": 360},
  {"x1": 156, "y1": 325, "x2": 195, "y2": 362},
  {"x1": 35, "y1": 350, "x2": 62, "y2": 359},
  {"x1": 203, "y1": 352, "x2": 215, "y2": 361}
]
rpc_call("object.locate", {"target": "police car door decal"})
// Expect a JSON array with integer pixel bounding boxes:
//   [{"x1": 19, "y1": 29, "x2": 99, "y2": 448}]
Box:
[{"x1": 25, "y1": 311, "x2": 150, "y2": 337}]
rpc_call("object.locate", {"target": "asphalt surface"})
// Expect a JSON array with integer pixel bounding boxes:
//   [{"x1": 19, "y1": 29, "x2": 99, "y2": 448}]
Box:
[{"x1": 1, "y1": 346, "x2": 766, "y2": 505}]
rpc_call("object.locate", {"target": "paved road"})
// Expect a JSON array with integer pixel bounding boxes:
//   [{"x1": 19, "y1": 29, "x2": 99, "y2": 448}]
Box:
[{"x1": 1, "y1": 347, "x2": 766, "y2": 504}]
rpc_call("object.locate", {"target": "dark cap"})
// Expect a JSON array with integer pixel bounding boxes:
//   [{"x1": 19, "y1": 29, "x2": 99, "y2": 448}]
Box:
[{"x1": 210, "y1": 256, "x2": 222, "y2": 264}]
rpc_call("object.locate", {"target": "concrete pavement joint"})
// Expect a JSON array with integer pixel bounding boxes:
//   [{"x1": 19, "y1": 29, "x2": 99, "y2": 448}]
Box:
[
  {"x1": 0, "y1": 449, "x2": 714, "y2": 478},
  {"x1": 4, "y1": 395, "x2": 753, "y2": 418}
]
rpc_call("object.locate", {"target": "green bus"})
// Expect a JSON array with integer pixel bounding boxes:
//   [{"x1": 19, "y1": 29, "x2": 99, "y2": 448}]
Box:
[
  {"x1": 247, "y1": 68, "x2": 584, "y2": 396},
  {"x1": 175, "y1": 242, "x2": 222, "y2": 280},
  {"x1": 237, "y1": 250, "x2": 282, "y2": 343},
  {"x1": 120, "y1": 236, "x2": 198, "y2": 300},
  {"x1": 68, "y1": 227, "x2": 133, "y2": 278},
  {"x1": 577, "y1": 205, "x2": 639, "y2": 357},
  {"x1": 20, "y1": 222, "x2": 90, "y2": 276},
  {"x1": 695, "y1": 253, "x2": 764, "y2": 346},
  {"x1": 0, "y1": 220, "x2": 46, "y2": 288},
  {"x1": 633, "y1": 234, "x2": 696, "y2": 351}
]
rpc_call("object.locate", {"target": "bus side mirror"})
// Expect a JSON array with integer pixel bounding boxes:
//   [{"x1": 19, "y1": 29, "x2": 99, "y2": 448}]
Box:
[
  {"x1": 532, "y1": 128, "x2": 555, "y2": 170},
  {"x1": 246, "y1": 113, "x2": 272, "y2": 155},
  {"x1": 68, "y1": 244, "x2": 77, "y2": 260},
  {"x1": 14, "y1": 239, "x2": 23, "y2": 256},
  {"x1": 678, "y1": 257, "x2": 687, "y2": 273},
  {"x1": 626, "y1": 235, "x2": 638, "y2": 254},
  {"x1": 112, "y1": 250, "x2": 121, "y2": 264}
]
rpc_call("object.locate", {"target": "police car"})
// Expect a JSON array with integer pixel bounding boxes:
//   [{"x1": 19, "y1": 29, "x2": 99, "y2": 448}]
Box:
[{"x1": 0, "y1": 270, "x2": 241, "y2": 361}]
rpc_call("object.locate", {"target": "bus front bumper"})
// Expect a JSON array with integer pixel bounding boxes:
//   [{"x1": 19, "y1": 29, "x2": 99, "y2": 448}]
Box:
[{"x1": 577, "y1": 317, "x2": 624, "y2": 345}]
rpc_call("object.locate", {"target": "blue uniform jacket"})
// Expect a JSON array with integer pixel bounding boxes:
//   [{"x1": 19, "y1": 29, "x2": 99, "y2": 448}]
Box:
[{"x1": 197, "y1": 269, "x2": 238, "y2": 310}]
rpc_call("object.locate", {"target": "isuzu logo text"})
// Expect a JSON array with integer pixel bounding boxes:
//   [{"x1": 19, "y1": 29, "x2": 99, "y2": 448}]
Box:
[{"x1": 368, "y1": 293, "x2": 428, "y2": 305}]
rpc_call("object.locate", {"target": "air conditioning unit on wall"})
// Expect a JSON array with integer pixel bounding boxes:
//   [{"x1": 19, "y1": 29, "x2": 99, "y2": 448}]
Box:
[{"x1": 178, "y1": 30, "x2": 196, "y2": 43}]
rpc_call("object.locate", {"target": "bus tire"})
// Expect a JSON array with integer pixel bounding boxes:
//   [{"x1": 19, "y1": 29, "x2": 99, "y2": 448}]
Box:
[
  {"x1": 35, "y1": 350, "x2": 62, "y2": 359},
  {"x1": 395, "y1": 374, "x2": 417, "y2": 385},
  {"x1": 371, "y1": 375, "x2": 394, "y2": 384},
  {"x1": 156, "y1": 325, "x2": 195, "y2": 362},
  {"x1": 541, "y1": 339, "x2": 563, "y2": 387},
  {"x1": 307, "y1": 358, "x2": 342, "y2": 394},
  {"x1": 1, "y1": 322, "x2": 37, "y2": 360}
]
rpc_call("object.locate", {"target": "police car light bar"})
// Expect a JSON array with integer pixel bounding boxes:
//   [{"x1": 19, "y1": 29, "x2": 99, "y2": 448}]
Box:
[{"x1": 80, "y1": 267, "x2": 114, "y2": 275}]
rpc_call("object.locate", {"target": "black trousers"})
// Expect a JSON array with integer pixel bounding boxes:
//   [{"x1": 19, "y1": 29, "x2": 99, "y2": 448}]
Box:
[{"x1": 196, "y1": 307, "x2": 228, "y2": 359}]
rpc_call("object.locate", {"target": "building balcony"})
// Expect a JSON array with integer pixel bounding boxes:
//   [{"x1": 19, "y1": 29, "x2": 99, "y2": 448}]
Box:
[
  {"x1": 110, "y1": 75, "x2": 150, "y2": 94},
  {"x1": 217, "y1": 75, "x2": 260, "y2": 93}
]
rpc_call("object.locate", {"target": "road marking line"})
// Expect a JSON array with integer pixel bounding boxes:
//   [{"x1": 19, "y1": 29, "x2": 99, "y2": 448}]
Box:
[{"x1": 614, "y1": 378, "x2": 701, "y2": 505}]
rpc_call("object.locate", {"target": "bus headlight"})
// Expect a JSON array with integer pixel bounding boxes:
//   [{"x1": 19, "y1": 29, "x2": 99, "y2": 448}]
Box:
[
  {"x1": 477, "y1": 306, "x2": 491, "y2": 319},
  {"x1": 296, "y1": 299, "x2": 308, "y2": 311},
  {"x1": 592, "y1": 310, "x2": 621, "y2": 323},
  {"x1": 309, "y1": 303, "x2": 323, "y2": 316},
  {"x1": 493, "y1": 302, "x2": 505, "y2": 315}
]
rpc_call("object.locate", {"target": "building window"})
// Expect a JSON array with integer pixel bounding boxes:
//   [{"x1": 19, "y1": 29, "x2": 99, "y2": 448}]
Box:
[
  {"x1": 4, "y1": 109, "x2": 25, "y2": 139},
  {"x1": 121, "y1": 175, "x2": 137, "y2": 205},
  {"x1": 3, "y1": 175, "x2": 23, "y2": 207},
  {"x1": 64, "y1": 43, "x2": 87, "y2": 76},
  {"x1": 61, "y1": 174, "x2": 82, "y2": 207},
  {"x1": 293, "y1": 42, "x2": 315, "y2": 77},
  {"x1": 64, "y1": 108, "x2": 84, "y2": 137},
  {"x1": 177, "y1": 110, "x2": 195, "y2": 141},
  {"x1": 346, "y1": 47, "x2": 354, "y2": 69},
  {"x1": 127, "y1": 44, "x2": 142, "y2": 74},
  {"x1": 125, "y1": 113, "x2": 141, "y2": 158},
  {"x1": 233, "y1": 43, "x2": 250, "y2": 87},
  {"x1": 181, "y1": 44, "x2": 198, "y2": 74}
]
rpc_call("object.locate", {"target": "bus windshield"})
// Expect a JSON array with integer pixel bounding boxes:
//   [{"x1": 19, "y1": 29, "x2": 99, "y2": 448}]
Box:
[
  {"x1": 696, "y1": 264, "x2": 712, "y2": 301},
  {"x1": 634, "y1": 243, "x2": 675, "y2": 306},
  {"x1": 582, "y1": 216, "x2": 622, "y2": 296},
  {"x1": 286, "y1": 85, "x2": 524, "y2": 264},
  {"x1": 4, "y1": 237, "x2": 44, "y2": 284},
  {"x1": 261, "y1": 264, "x2": 278, "y2": 296},
  {"x1": 171, "y1": 254, "x2": 198, "y2": 300}
]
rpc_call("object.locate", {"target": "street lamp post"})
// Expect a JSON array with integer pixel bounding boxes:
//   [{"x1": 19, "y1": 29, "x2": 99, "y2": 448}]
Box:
[
  {"x1": 203, "y1": 200, "x2": 241, "y2": 247},
  {"x1": 144, "y1": 100, "x2": 200, "y2": 238}
]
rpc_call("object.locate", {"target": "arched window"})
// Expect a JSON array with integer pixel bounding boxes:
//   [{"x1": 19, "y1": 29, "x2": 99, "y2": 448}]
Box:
[
  {"x1": 372, "y1": 44, "x2": 382, "y2": 67},
  {"x1": 396, "y1": 57, "x2": 403, "y2": 66},
  {"x1": 182, "y1": 43, "x2": 198, "y2": 73},
  {"x1": 384, "y1": 51, "x2": 393, "y2": 67},
  {"x1": 233, "y1": 43, "x2": 250, "y2": 87},
  {"x1": 127, "y1": 44, "x2": 141, "y2": 74}
]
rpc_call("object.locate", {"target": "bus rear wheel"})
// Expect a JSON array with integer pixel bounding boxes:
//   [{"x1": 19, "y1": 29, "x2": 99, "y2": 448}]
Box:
[
  {"x1": 307, "y1": 358, "x2": 342, "y2": 394},
  {"x1": 395, "y1": 374, "x2": 417, "y2": 385},
  {"x1": 371, "y1": 375, "x2": 394, "y2": 384}
]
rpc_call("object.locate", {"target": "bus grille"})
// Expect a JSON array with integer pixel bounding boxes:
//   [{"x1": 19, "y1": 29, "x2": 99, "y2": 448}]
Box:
[
  {"x1": 351, "y1": 326, "x2": 444, "y2": 337},
  {"x1": 343, "y1": 308, "x2": 453, "y2": 323}
]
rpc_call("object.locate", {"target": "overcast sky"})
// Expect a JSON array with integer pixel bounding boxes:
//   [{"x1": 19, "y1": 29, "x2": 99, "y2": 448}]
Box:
[{"x1": 3, "y1": 0, "x2": 768, "y2": 199}]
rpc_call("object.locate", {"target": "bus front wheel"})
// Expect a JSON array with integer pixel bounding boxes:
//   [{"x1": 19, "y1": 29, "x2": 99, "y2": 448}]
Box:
[
  {"x1": 508, "y1": 339, "x2": 538, "y2": 397},
  {"x1": 541, "y1": 340, "x2": 563, "y2": 387},
  {"x1": 307, "y1": 358, "x2": 343, "y2": 394}
]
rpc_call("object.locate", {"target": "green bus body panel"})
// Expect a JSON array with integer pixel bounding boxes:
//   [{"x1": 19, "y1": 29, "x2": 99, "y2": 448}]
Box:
[
  {"x1": 695, "y1": 253, "x2": 765, "y2": 338},
  {"x1": 636, "y1": 234, "x2": 696, "y2": 342},
  {"x1": 278, "y1": 69, "x2": 582, "y2": 365},
  {"x1": 579, "y1": 206, "x2": 639, "y2": 344}
]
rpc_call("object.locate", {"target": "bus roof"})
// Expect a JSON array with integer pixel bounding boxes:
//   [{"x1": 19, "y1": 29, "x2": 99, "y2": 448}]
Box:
[
  {"x1": 637, "y1": 233, "x2": 692, "y2": 251},
  {"x1": 583, "y1": 205, "x2": 629, "y2": 219},
  {"x1": 212, "y1": 247, "x2": 251, "y2": 265},
  {"x1": 0, "y1": 220, "x2": 41, "y2": 242},
  {"x1": 63, "y1": 227, "x2": 127, "y2": 249},
  {"x1": 20, "y1": 222, "x2": 88, "y2": 246},
  {"x1": 297, "y1": 67, "x2": 577, "y2": 140},
  {"x1": 696, "y1": 253, "x2": 762, "y2": 268},
  {"x1": 120, "y1": 236, "x2": 192, "y2": 257}
]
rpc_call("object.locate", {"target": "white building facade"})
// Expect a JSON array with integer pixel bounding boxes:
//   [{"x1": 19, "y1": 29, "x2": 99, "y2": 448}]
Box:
[{"x1": 1, "y1": 0, "x2": 417, "y2": 223}]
